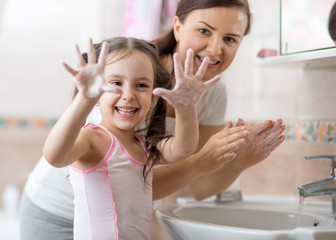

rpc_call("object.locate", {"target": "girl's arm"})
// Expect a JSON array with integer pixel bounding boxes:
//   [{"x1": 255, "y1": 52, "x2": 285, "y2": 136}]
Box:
[
  {"x1": 43, "y1": 93, "x2": 97, "y2": 167},
  {"x1": 153, "y1": 49, "x2": 220, "y2": 162},
  {"x1": 44, "y1": 39, "x2": 121, "y2": 167}
]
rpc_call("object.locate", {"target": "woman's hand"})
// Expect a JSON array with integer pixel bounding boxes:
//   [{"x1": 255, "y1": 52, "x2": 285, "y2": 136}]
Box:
[
  {"x1": 232, "y1": 118, "x2": 286, "y2": 170},
  {"x1": 192, "y1": 126, "x2": 248, "y2": 175},
  {"x1": 152, "y1": 49, "x2": 220, "y2": 111},
  {"x1": 152, "y1": 125, "x2": 248, "y2": 200},
  {"x1": 61, "y1": 38, "x2": 121, "y2": 99}
]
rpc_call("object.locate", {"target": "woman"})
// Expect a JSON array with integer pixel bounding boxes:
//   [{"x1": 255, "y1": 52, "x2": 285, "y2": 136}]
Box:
[
  {"x1": 152, "y1": 0, "x2": 284, "y2": 200},
  {"x1": 20, "y1": 1, "x2": 285, "y2": 239}
]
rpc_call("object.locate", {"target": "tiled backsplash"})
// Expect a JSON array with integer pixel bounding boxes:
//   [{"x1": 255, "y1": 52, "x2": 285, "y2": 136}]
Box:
[
  {"x1": 2, "y1": 117, "x2": 336, "y2": 144},
  {"x1": 285, "y1": 120, "x2": 336, "y2": 143},
  {"x1": 0, "y1": 117, "x2": 57, "y2": 129},
  {"x1": 226, "y1": 120, "x2": 336, "y2": 144}
]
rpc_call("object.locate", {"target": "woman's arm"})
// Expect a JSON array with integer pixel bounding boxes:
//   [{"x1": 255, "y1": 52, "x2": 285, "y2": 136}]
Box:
[
  {"x1": 188, "y1": 119, "x2": 286, "y2": 200},
  {"x1": 153, "y1": 50, "x2": 220, "y2": 162},
  {"x1": 153, "y1": 119, "x2": 285, "y2": 200},
  {"x1": 153, "y1": 126, "x2": 248, "y2": 200}
]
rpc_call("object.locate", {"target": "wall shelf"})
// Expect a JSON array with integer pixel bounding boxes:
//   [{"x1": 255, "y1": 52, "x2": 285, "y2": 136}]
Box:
[{"x1": 255, "y1": 47, "x2": 336, "y2": 68}]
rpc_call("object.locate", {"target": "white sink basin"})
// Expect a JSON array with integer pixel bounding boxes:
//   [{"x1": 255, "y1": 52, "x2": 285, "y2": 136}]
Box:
[{"x1": 156, "y1": 195, "x2": 336, "y2": 240}]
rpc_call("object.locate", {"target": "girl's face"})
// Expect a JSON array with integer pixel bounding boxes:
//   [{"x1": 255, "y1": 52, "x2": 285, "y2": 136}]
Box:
[
  {"x1": 99, "y1": 50, "x2": 155, "y2": 132},
  {"x1": 173, "y1": 7, "x2": 248, "y2": 80}
]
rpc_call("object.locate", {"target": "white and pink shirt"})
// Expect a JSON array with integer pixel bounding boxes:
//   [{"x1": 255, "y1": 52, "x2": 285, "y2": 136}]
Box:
[{"x1": 69, "y1": 123, "x2": 152, "y2": 240}]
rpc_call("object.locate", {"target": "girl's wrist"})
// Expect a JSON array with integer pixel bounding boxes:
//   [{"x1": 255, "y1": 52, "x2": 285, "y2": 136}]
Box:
[
  {"x1": 174, "y1": 106, "x2": 197, "y2": 115},
  {"x1": 73, "y1": 92, "x2": 99, "y2": 111},
  {"x1": 76, "y1": 91, "x2": 100, "y2": 102}
]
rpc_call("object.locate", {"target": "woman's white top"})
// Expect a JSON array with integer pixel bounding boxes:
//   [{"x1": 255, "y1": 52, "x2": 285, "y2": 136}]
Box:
[
  {"x1": 23, "y1": 80, "x2": 227, "y2": 220},
  {"x1": 70, "y1": 123, "x2": 152, "y2": 240}
]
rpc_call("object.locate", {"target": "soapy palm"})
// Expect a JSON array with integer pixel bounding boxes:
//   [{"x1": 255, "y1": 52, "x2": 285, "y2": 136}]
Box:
[
  {"x1": 234, "y1": 119, "x2": 285, "y2": 169},
  {"x1": 153, "y1": 49, "x2": 220, "y2": 110},
  {"x1": 62, "y1": 39, "x2": 121, "y2": 98}
]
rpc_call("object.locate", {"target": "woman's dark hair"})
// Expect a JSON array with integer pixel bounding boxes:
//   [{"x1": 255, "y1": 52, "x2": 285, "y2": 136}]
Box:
[
  {"x1": 75, "y1": 37, "x2": 172, "y2": 181},
  {"x1": 329, "y1": 2, "x2": 336, "y2": 41},
  {"x1": 153, "y1": 0, "x2": 252, "y2": 56}
]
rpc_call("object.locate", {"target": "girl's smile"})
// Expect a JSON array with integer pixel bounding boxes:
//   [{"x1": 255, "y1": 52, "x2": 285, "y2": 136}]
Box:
[{"x1": 114, "y1": 106, "x2": 139, "y2": 118}]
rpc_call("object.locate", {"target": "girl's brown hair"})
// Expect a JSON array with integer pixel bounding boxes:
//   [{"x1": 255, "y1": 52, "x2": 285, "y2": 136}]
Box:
[
  {"x1": 78, "y1": 37, "x2": 172, "y2": 181},
  {"x1": 153, "y1": 0, "x2": 252, "y2": 56}
]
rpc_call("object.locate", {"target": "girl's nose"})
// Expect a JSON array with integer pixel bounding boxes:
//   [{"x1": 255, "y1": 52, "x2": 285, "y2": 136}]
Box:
[
  {"x1": 207, "y1": 37, "x2": 223, "y2": 56},
  {"x1": 121, "y1": 87, "x2": 135, "y2": 101}
]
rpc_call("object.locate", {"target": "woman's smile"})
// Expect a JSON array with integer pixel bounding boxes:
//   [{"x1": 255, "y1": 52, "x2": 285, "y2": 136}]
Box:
[{"x1": 196, "y1": 55, "x2": 220, "y2": 68}]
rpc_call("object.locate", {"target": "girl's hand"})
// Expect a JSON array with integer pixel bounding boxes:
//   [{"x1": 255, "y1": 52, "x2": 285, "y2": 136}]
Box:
[
  {"x1": 233, "y1": 118, "x2": 286, "y2": 170},
  {"x1": 61, "y1": 38, "x2": 122, "y2": 99},
  {"x1": 193, "y1": 126, "x2": 248, "y2": 175},
  {"x1": 152, "y1": 49, "x2": 220, "y2": 111}
]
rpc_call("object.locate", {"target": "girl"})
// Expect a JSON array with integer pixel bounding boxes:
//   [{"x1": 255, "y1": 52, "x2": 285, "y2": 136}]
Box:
[{"x1": 43, "y1": 37, "x2": 247, "y2": 239}]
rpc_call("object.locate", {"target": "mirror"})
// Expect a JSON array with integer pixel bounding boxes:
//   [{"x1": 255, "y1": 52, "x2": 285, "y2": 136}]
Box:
[{"x1": 281, "y1": 0, "x2": 336, "y2": 55}]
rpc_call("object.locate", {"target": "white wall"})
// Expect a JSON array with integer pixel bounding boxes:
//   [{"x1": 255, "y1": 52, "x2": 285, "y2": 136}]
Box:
[
  {"x1": 224, "y1": 0, "x2": 336, "y2": 124},
  {"x1": 223, "y1": 0, "x2": 282, "y2": 121},
  {"x1": 0, "y1": 0, "x2": 125, "y2": 119}
]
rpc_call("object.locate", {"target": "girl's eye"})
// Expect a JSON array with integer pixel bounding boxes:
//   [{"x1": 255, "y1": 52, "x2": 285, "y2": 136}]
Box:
[
  {"x1": 110, "y1": 81, "x2": 122, "y2": 86},
  {"x1": 137, "y1": 83, "x2": 149, "y2": 88},
  {"x1": 198, "y1": 28, "x2": 210, "y2": 35}
]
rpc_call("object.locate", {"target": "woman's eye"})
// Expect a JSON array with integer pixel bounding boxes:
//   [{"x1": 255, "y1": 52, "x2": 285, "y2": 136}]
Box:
[
  {"x1": 198, "y1": 28, "x2": 210, "y2": 35},
  {"x1": 224, "y1": 37, "x2": 237, "y2": 44}
]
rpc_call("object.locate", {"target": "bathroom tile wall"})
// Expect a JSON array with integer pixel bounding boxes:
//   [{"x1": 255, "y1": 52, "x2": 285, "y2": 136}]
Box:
[{"x1": 224, "y1": 0, "x2": 336, "y2": 196}]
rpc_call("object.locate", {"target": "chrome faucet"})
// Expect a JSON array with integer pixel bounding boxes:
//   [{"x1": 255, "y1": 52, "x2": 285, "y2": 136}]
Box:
[{"x1": 297, "y1": 155, "x2": 336, "y2": 219}]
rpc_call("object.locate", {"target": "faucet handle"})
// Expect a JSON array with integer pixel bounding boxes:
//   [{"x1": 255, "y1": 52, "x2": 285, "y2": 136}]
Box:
[{"x1": 304, "y1": 155, "x2": 336, "y2": 178}]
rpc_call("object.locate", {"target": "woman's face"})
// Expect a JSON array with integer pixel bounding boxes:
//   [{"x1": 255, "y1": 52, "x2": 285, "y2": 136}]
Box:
[{"x1": 173, "y1": 7, "x2": 248, "y2": 80}]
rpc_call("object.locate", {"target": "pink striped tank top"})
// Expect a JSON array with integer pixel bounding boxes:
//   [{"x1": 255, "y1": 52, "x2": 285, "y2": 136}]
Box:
[{"x1": 69, "y1": 123, "x2": 152, "y2": 240}]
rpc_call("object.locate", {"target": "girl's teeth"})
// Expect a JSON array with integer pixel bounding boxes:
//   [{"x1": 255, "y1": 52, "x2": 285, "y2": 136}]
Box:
[{"x1": 117, "y1": 108, "x2": 136, "y2": 114}]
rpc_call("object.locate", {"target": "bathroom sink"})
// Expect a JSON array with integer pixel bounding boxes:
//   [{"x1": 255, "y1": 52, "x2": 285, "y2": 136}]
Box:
[{"x1": 156, "y1": 195, "x2": 336, "y2": 240}]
